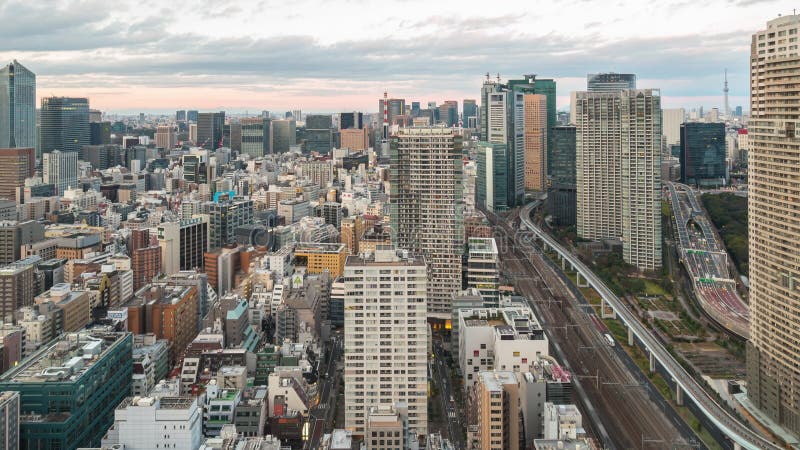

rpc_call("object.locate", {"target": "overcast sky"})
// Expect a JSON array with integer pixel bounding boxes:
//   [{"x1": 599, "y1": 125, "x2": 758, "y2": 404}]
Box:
[{"x1": 0, "y1": 0, "x2": 790, "y2": 114}]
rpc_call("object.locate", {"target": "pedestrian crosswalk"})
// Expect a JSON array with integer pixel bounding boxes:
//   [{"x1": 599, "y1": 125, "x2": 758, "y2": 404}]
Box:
[
  {"x1": 318, "y1": 401, "x2": 328, "y2": 410},
  {"x1": 448, "y1": 410, "x2": 457, "y2": 419}
]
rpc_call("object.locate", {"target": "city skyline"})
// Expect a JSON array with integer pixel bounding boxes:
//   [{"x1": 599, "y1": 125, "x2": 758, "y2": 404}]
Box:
[{"x1": 0, "y1": 0, "x2": 784, "y2": 113}]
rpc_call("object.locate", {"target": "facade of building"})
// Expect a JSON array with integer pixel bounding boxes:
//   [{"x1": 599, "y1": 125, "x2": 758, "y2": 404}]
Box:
[
  {"x1": 102, "y1": 396, "x2": 203, "y2": 450},
  {"x1": 0, "y1": 60, "x2": 36, "y2": 149},
  {"x1": 40, "y1": 96, "x2": 89, "y2": 154},
  {"x1": 344, "y1": 248, "x2": 428, "y2": 436},
  {"x1": 466, "y1": 238, "x2": 500, "y2": 307},
  {"x1": 472, "y1": 371, "x2": 521, "y2": 450},
  {"x1": 305, "y1": 114, "x2": 333, "y2": 154},
  {"x1": 0, "y1": 147, "x2": 34, "y2": 201},
  {"x1": 241, "y1": 117, "x2": 272, "y2": 157},
  {"x1": 575, "y1": 89, "x2": 662, "y2": 270},
  {"x1": 197, "y1": 112, "x2": 225, "y2": 150},
  {"x1": 126, "y1": 283, "x2": 200, "y2": 364},
  {"x1": 679, "y1": 122, "x2": 727, "y2": 187},
  {"x1": 662, "y1": 108, "x2": 685, "y2": 147},
  {"x1": 43, "y1": 149, "x2": 78, "y2": 196},
  {"x1": 0, "y1": 331, "x2": 133, "y2": 450},
  {"x1": 389, "y1": 127, "x2": 464, "y2": 318},
  {"x1": 340, "y1": 128, "x2": 369, "y2": 151},
  {"x1": 155, "y1": 125, "x2": 176, "y2": 149},
  {"x1": 339, "y1": 112, "x2": 364, "y2": 130},
  {"x1": 0, "y1": 263, "x2": 35, "y2": 324},
  {"x1": 208, "y1": 199, "x2": 254, "y2": 249},
  {"x1": 475, "y1": 141, "x2": 508, "y2": 212},
  {"x1": 0, "y1": 391, "x2": 19, "y2": 450},
  {"x1": 294, "y1": 242, "x2": 347, "y2": 278},
  {"x1": 158, "y1": 217, "x2": 209, "y2": 274},
  {"x1": 463, "y1": 99, "x2": 478, "y2": 129},
  {"x1": 523, "y1": 94, "x2": 548, "y2": 191},
  {"x1": 586, "y1": 73, "x2": 636, "y2": 92},
  {"x1": 272, "y1": 119, "x2": 297, "y2": 153},
  {"x1": 747, "y1": 14, "x2": 800, "y2": 435},
  {"x1": 547, "y1": 126, "x2": 577, "y2": 226},
  {"x1": 457, "y1": 305, "x2": 548, "y2": 389}
]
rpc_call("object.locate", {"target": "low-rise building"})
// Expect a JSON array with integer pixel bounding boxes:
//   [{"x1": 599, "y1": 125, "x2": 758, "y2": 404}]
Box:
[{"x1": 102, "y1": 396, "x2": 203, "y2": 450}]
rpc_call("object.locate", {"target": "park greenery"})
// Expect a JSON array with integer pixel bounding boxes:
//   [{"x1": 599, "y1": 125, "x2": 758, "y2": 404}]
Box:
[{"x1": 701, "y1": 193, "x2": 748, "y2": 275}]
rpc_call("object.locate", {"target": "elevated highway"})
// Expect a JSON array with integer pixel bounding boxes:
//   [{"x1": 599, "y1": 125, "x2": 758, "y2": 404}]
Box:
[{"x1": 519, "y1": 201, "x2": 775, "y2": 450}]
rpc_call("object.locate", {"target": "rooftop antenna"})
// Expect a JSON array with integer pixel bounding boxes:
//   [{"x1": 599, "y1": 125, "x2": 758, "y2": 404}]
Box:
[{"x1": 496, "y1": 73, "x2": 501, "y2": 83}]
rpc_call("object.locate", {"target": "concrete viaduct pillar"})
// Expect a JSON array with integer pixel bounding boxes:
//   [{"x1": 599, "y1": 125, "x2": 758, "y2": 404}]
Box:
[{"x1": 649, "y1": 352, "x2": 656, "y2": 373}]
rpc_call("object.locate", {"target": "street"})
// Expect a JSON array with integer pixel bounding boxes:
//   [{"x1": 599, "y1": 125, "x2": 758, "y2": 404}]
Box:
[
  {"x1": 431, "y1": 340, "x2": 465, "y2": 449},
  {"x1": 306, "y1": 333, "x2": 343, "y2": 450}
]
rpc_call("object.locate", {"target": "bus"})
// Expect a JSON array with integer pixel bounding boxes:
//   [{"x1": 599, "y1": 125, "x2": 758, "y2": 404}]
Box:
[{"x1": 604, "y1": 333, "x2": 615, "y2": 347}]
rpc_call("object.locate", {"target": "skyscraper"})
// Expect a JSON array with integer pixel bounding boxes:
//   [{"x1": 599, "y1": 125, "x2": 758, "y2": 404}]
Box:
[
  {"x1": 575, "y1": 89, "x2": 662, "y2": 271},
  {"x1": 339, "y1": 112, "x2": 363, "y2": 130},
  {"x1": 747, "y1": 14, "x2": 800, "y2": 435},
  {"x1": 343, "y1": 248, "x2": 428, "y2": 436},
  {"x1": 463, "y1": 99, "x2": 478, "y2": 129},
  {"x1": 438, "y1": 101, "x2": 458, "y2": 126},
  {"x1": 481, "y1": 75, "x2": 557, "y2": 206},
  {"x1": 509, "y1": 75, "x2": 557, "y2": 177},
  {"x1": 523, "y1": 94, "x2": 547, "y2": 191},
  {"x1": 390, "y1": 127, "x2": 464, "y2": 318},
  {"x1": 679, "y1": 122, "x2": 726, "y2": 187},
  {"x1": 272, "y1": 119, "x2": 296, "y2": 153},
  {"x1": 662, "y1": 108, "x2": 685, "y2": 147},
  {"x1": 197, "y1": 112, "x2": 224, "y2": 149},
  {"x1": 43, "y1": 150, "x2": 78, "y2": 196},
  {"x1": 475, "y1": 141, "x2": 508, "y2": 212},
  {"x1": 304, "y1": 114, "x2": 333, "y2": 154},
  {"x1": 587, "y1": 73, "x2": 637, "y2": 92},
  {"x1": 0, "y1": 60, "x2": 36, "y2": 149},
  {"x1": 155, "y1": 125, "x2": 176, "y2": 149},
  {"x1": 40, "y1": 97, "x2": 89, "y2": 154},
  {"x1": 241, "y1": 117, "x2": 272, "y2": 157},
  {"x1": 547, "y1": 126, "x2": 577, "y2": 226}
]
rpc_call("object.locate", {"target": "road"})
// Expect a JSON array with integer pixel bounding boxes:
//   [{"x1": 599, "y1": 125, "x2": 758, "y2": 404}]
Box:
[
  {"x1": 667, "y1": 182, "x2": 749, "y2": 339},
  {"x1": 431, "y1": 340, "x2": 465, "y2": 449},
  {"x1": 306, "y1": 334, "x2": 343, "y2": 450},
  {"x1": 518, "y1": 201, "x2": 779, "y2": 450},
  {"x1": 484, "y1": 206, "x2": 698, "y2": 450}
]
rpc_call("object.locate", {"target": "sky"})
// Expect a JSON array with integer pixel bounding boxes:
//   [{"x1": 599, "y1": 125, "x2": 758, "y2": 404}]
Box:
[{"x1": 0, "y1": 0, "x2": 792, "y2": 114}]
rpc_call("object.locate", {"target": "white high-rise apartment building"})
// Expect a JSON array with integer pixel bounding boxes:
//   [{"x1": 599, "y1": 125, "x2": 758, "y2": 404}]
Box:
[
  {"x1": 662, "y1": 108, "x2": 685, "y2": 147},
  {"x1": 43, "y1": 149, "x2": 77, "y2": 196},
  {"x1": 575, "y1": 89, "x2": 662, "y2": 271},
  {"x1": 343, "y1": 247, "x2": 428, "y2": 436},
  {"x1": 747, "y1": 14, "x2": 800, "y2": 435},
  {"x1": 389, "y1": 127, "x2": 463, "y2": 319}
]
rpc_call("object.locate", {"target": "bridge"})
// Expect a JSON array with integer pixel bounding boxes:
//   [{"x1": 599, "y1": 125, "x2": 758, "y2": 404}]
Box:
[{"x1": 518, "y1": 201, "x2": 776, "y2": 450}]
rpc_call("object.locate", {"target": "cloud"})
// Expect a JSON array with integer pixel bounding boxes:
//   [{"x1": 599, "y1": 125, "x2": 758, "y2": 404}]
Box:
[{"x1": 0, "y1": 0, "x2": 761, "y2": 110}]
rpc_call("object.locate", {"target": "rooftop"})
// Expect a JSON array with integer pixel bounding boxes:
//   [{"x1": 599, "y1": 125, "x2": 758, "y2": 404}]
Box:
[
  {"x1": 117, "y1": 396, "x2": 196, "y2": 410},
  {"x1": 468, "y1": 237, "x2": 498, "y2": 255},
  {"x1": 479, "y1": 371, "x2": 518, "y2": 391},
  {"x1": 345, "y1": 247, "x2": 424, "y2": 267},
  {"x1": 294, "y1": 242, "x2": 345, "y2": 254},
  {"x1": 0, "y1": 331, "x2": 129, "y2": 383}
]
